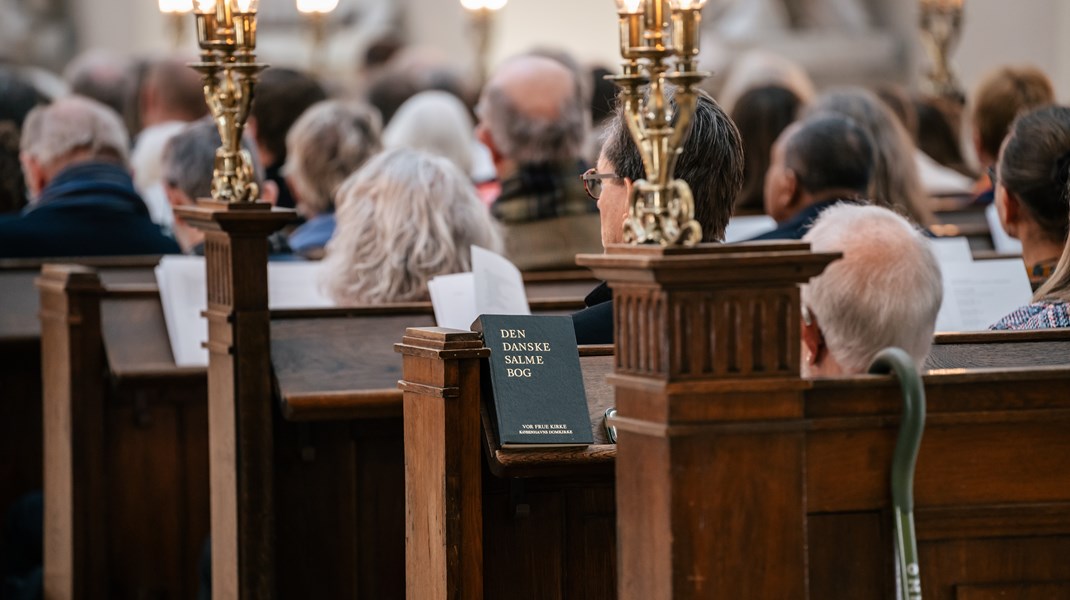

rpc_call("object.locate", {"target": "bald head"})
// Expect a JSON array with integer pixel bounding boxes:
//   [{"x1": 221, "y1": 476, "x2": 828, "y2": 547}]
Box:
[
  {"x1": 489, "y1": 55, "x2": 575, "y2": 120},
  {"x1": 477, "y1": 54, "x2": 587, "y2": 165},
  {"x1": 801, "y1": 204, "x2": 942, "y2": 375}
]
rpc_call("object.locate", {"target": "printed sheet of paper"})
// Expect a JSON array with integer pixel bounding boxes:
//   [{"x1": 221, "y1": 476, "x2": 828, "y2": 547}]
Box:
[
  {"x1": 986, "y1": 203, "x2": 1024, "y2": 255},
  {"x1": 156, "y1": 256, "x2": 333, "y2": 367},
  {"x1": 935, "y1": 258, "x2": 1032, "y2": 332},
  {"x1": 428, "y1": 273, "x2": 477, "y2": 331},
  {"x1": 724, "y1": 215, "x2": 777, "y2": 243}
]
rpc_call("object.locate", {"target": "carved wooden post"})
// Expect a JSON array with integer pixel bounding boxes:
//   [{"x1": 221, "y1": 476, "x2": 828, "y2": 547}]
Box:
[
  {"x1": 37, "y1": 265, "x2": 107, "y2": 600},
  {"x1": 577, "y1": 243, "x2": 839, "y2": 599},
  {"x1": 175, "y1": 200, "x2": 294, "y2": 599},
  {"x1": 395, "y1": 327, "x2": 488, "y2": 600}
]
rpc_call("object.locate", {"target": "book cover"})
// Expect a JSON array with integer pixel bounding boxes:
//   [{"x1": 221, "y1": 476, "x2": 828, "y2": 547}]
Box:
[{"x1": 478, "y1": 314, "x2": 593, "y2": 449}]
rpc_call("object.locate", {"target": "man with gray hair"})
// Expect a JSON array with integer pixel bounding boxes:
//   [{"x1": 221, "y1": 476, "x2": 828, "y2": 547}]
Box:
[
  {"x1": 476, "y1": 53, "x2": 600, "y2": 270},
  {"x1": 801, "y1": 203, "x2": 943, "y2": 374},
  {"x1": 0, "y1": 96, "x2": 179, "y2": 258},
  {"x1": 162, "y1": 119, "x2": 275, "y2": 254}
]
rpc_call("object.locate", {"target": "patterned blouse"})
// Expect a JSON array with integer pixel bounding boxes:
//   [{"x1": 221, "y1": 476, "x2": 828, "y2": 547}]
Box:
[{"x1": 990, "y1": 301, "x2": 1070, "y2": 330}]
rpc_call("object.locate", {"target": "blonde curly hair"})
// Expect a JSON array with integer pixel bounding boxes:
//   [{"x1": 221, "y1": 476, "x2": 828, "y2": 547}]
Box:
[{"x1": 322, "y1": 148, "x2": 503, "y2": 305}]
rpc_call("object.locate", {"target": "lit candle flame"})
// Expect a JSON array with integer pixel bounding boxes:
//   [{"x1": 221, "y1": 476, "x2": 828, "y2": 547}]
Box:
[
  {"x1": 159, "y1": 0, "x2": 194, "y2": 13},
  {"x1": 460, "y1": 0, "x2": 507, "y2": 10},
  {"x1": 296, "y1": 0, "x2": 339, "y2": 14},
  {"x1": 194, "y1": 0, "x2": 216, "y2": 13},
  {"x1": 616, "y1": 0, "x2": 643, "y2": 14}
]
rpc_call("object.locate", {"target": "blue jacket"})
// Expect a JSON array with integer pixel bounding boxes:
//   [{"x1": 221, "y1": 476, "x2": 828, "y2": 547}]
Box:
[
  {"x1": 747, "y1": 199, "x2": 849, "y2": 242},
  {"x1": 0, "y1": 161, "x2": 180, "y2": 258}
]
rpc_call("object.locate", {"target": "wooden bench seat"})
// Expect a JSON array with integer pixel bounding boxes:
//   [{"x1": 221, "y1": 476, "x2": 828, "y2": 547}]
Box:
[
  {"x1": 0, "y1": 257, "x2": 159, "y2": 534},
  {"x1": 400, "y1": 324, "x2": 1070, "y2": 599},
  {"x1": 36, "y1": 265, "x2": 591, "y2": 600}
]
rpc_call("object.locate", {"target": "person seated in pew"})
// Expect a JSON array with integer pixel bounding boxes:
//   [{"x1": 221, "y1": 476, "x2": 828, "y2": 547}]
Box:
[
  {"x1": 749, "y1": 114, "x2": 875, "y2": 241},
  {"x1": 806, "y1": 88, "x2": 934, "y2": 228},
  {"x1": 476, "y1": 54, "x2": 601, "y2": 271},
  {"x1": 969, "y1": 66, "x2": 1055, "y2": 206},
  {"x1": 0, "y1": 96, "x2": 180, "y2": 258},
  {"x1": 990, "y1": 106, "x2": 1070, "y2": 288},
  {"x1": 572, "y1": 91, "x2": 745, "y2": 344},
  {"x1": 730, "y1": 84, "x2": 803, "y2": 215},
  {"x1": 383, "y1": 91, "x2": 477, "y2": 183},
  {"x1": 247, "y1": 67, "x2": 328, "y2": 211},
  {"x1": 284, "y1": 100, "x2": 383, "y2": 259},
  {"x1": 991, "y1": 254, "x2": 1070, "y2": 330},
  {"x1": 322, "y1": 148, "x2": 503, "y2": 304},
  {"x1": 801, "y1": 204, "x2": 944, "y2": 374},
  {"x1": 161, "y1": 119, "x2": 278, "y2": 254}
]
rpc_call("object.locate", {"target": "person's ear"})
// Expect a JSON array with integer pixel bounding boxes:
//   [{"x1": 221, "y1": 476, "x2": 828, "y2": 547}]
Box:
[
  {"x1": 164, "y1": 184, "x2": 184, "y2": 209},
  {"x1": 998, "y1": 185, "x2": 1021, "y2": 239},
  {"x1": 972, "y1": 129, "x2": 986, "y2": 166},
  {"x1": 260, "y1": 180, "x2": 279, "y2": 207},
  {"x1": 19, "y1": 153, "x2": 47, "y2": 199},
  {"x1": 476, "y1": 123, "x2": 504, "y2": 165},
  {"x1": 765, "y1": 167, "x2": 797, "y2": 221},
  {"x1": 783, "y1": 168, "x2": 801, "y2": 208},
  {"x1": 801, "y1": 308, "x2": 825, "y2": 367}
]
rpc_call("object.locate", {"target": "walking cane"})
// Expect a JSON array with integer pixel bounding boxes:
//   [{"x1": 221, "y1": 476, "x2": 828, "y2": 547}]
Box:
[{"x1": 869, "y1": 348, "x2": 926, "y2": 600}]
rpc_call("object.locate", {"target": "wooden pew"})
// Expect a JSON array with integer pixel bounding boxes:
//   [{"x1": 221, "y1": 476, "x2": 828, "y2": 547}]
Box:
[
  {"x1": 570, "y1": 242, "x2": 1070, "y2": 599},
  {"x1": 37, "y1": 265, "x2": 589, "y2": 599},
  {"x1": 0, "y1": 257, "x2": 158, "y2": 526},
  {"x1": 928, "y1": 329, "x2": 1070, "y2": 370},
  {"x1": 397, "y1": 330, "x2": 618, "y2": 599},
  {"x1": 398, "y1": 325, "x2": 1070, "y2": 599},
  {"x1": 38, "y1": 266, "x2": 207, "y2": 600}
]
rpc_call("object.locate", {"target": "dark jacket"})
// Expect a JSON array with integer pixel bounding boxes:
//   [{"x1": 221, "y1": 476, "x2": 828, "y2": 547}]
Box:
[
  {"x1": 572, "y1": 282, "x2": 614, "y2": 345},
  {"x1": 0, "y1": 161, "x2": 180, "y2": 259},
  {"x1": 747, "y1": 199, "x2": 849, "y2": 242}
]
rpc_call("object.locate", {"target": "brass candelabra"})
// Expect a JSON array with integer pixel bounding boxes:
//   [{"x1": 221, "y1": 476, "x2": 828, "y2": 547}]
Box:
[
  {"x1": 297, "y1": 0, "x2": 340, "y2": 74},
  {"x1": 461, "y1": 0, "x2": 507, "y2": 89},
  {"x1": 612, "y1": 0, "x2": 708, "y2": 246},
  {"x1": 191, "y1": 0, "x2": 266, "y2": 203},
  {"x1": 159, "y1": 0, "x2": 193, "y2": 49},
  {"x1": 919, "y1": 0, "x2": 965, "y2": 101}
]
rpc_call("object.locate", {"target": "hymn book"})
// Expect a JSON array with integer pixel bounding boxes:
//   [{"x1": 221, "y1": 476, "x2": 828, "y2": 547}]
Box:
[{"x1": 477, "y1": 315, "x2": 593, "y2": 449}]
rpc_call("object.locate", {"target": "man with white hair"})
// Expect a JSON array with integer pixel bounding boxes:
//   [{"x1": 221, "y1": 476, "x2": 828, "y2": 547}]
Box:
[
  {"x1": 0, "y1": 96, "x2": 179, "y2": 258},
  {"x1": 476, "y1": 53, "x2": 601, "y2": 270},
  {"x1": 801, "y1": 204, "x2": 943, "y2": 374}
]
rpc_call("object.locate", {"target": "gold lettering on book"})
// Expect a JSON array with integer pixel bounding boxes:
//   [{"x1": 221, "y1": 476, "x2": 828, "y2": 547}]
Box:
[{"x1": 499, "y1": 328, "x2": 555, "y2": 378}]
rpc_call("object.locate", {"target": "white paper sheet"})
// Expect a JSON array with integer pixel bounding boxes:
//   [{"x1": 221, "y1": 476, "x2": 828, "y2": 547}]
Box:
[
  {"x1": 935, "y1": 259, "x2": 1032, "y2": 332},
  {"x1": 428, "y1": 246, "x2": 532, "y2": 331},
  {"x1": 472, "y1": 245, "x2": 531, "y2": 317},
  {"x1": 930, "y1": 237, "x2": 973, "y2": 264},
  {"x1": 156, "y1": 256, "x2": 333, "y2": 367},
  {"x1": 428, "y1": 273, "x2": 477, "y2": 331},
  {"x1": 724, "y1": 215, "x2": 777, "y2": 243},
  {"x1": 986, "y1": 203, "x2": 1024, "y2": 255}
]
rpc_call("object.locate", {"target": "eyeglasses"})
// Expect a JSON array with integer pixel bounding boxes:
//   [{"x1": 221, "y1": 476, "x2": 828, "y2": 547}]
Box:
[
  {"x1": 581, "y1": 168, "x2": 620, "y2": 200},
  {"x1": 987, "y1": 166, "x2": 999, "y2": 186}
]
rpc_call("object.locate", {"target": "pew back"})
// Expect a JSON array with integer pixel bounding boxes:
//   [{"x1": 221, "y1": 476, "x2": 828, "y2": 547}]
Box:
[
  {"x1": 0, "y1": 257, "x2": 158, "y2": 539},
  {"x1": 38, "y1": 264, "x2": 591, "y2": 600},
  {"x1": 399, "y1": 324, "x2": 1070, "y2": 599}
]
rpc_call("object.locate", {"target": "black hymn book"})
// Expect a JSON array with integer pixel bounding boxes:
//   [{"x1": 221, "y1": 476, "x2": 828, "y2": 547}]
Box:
[{"x1": 476, "y1": 314, "x2": 593, "y2": 449}]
